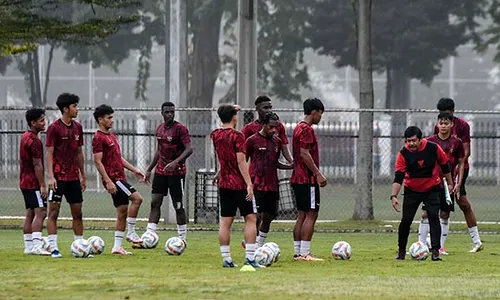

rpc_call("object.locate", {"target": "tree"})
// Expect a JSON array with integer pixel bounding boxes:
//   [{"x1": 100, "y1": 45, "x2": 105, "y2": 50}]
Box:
[
  {"x1": 0, "y1": 0, "x2": 140, "y2": 106},
  {"x1": 353, "y1": 0, "x2": 374, "y2": 220}
]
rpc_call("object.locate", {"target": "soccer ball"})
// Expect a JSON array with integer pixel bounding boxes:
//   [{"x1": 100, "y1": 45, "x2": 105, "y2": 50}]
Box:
[
  {"x1": 332, "y1": 241, "x2": 352, "y2": 260},
  {"x1": 41, "y1": 237, "x2": 52, "y2": 252},
  {"x1": 70, "y1": 239, "x2": 91, "y2": 258},
  {"x1": 263, "y1": 242, "x2": 281, "y2": 263},
  {"x1": 164, "y1": 237, "x2": 186, "y2": 255},
  {"x1": 409, "y1": 241, "x2": 429, "y2": 260},
  {"x1": 254, "y1": 246, "x2": 275, "y2": 267},
  {"x1": 141, "y1": 231, "x2": 159, "y2": 249},
  {"x1": 87, "y1": 236, "x2": 105, "y2": 255}
]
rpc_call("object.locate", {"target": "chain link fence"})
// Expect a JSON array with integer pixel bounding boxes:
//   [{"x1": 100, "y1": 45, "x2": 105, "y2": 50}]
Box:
[{"x1": 1, "y1": 107, "x2": 500, "y2": 227}]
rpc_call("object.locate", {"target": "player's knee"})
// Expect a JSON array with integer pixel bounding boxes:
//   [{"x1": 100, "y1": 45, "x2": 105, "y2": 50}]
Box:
[
  {"x1": 458, "y1": 200, "x2": 471, "y2": 213},
  {"x1": 440, "y1": 211, "x2": 450, "y2": 220},
  {"x1": 71, "y1": 210, "x2": 83, "y2": 220},
  {"x1": 175, "y1": 207, "x2": 185, "y2": 216},
  {"x1": 48, "y1": 209, "x2": 59, "y2": 220},
  {"x1": 440, "y1": 217, "x2": 449, "y2": 225}
]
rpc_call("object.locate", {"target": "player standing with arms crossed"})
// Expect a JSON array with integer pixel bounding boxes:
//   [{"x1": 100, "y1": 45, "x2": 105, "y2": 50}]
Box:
[
  {"x1": 392, "y1": 126, "x2": 454, "y2": 261},
  {"x1": 419, "y1": 113, "x2": 465, "y2": 255},
  {"x1": 20, "y1": 108, "x2": 50, "y2": 255},
  {"x1": 92, "y1": 105, "x2": 147, "y2": 255},
  {"x1": 211, "y1": 104, "x2": 262, "y2": 269},
  {"x1": 291, "y1": 98, "x2": 327, "y2": 261},
  {"x1": 46, "y1": 93, "x2": 86, "y2": 258},
  {"x1": 246, "y1": 112, "x2": 292, "y2": 247},
  {"x1": 143, "y1": 102, "x2": 193, "y2": 243}
]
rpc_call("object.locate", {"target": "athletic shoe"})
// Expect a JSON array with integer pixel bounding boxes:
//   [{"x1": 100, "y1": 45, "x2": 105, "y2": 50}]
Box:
[
  {"x1": 112, "y1": 247, "x2": 132, "y2": 255},
  {"x1": 293, "y1": 254, "x2": 303, "y2": 261},
  {"x1": 131, "y1": 243, "x2": 146, "y2": 249},
  {"x1": 431, "y1": 250, "x2": 442, "y2": 261},
  {"x1": 51, "y1": 249, "x2": 62, "y2": 258},
  {"x1": 222, "y1": 260, "x2": 238, "y2": 268},
  {"x1": 126, "y1": 232, "x2": 142, "y2": 244},
  {"x1": 396, "y1": 249, "x2": 405, "y2": 260},
  {"x1": 469, "y1": 242, "x2": 484, "y2": 253},
  {"x1": 244, "y1": 258, "x2": 266, "y2": 268},
  {"x1": 24, "y1": 248, "x2": 32, "y2": 255},
  {"x1": 31, "y1": 247, "x2": 51, "y2": 256},
  {"x1": 439, "y1": 247, "x2": 449, "y2": 255},
  {"x1": 302, "y1": 254, "x2": 324, "y2": 261}
]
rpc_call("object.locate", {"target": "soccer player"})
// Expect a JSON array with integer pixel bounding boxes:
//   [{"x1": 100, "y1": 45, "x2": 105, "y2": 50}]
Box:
[
  {"x1": 46, "y1": 93, "x2": 86, "y2": 258},
  {"x1": 246, "y1": 112, "x2": 292, "y2": 247},
  {"x1": 144, "y1": 102, "x2": 193, "y2": 243},
  {"x1": 291, "y1": 98, "x2": 327, "y2": 261},
  {"x1": 20, "y1": 108, "x2": 50, "y2": 255},
  {"x1": 391, "y1": 126, "x2": 454, "y2": 261},
  {"x1": 92, "y1": 105, "x2": 147, "y2": 255},
  {"x1": 433, "y1": 98, "x2": 483, "y2": 252},
  {"x1": 419, "y1": 113, "x2": 465, "y2": 255},
  {"x1": 242, "y1": 96, "x2": 293, "y2": 164},
  {"x1": 211, "y1": 104, "x2": 262, "y2": 269}
]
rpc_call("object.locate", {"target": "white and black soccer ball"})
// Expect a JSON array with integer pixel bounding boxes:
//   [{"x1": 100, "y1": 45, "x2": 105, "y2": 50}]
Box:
[
  {"x1": 254, "y1": 246, "x2": 275, "y2": 267},
  {"x1": 409, "y1": 241, "x2": 429, "y2": 260},
  {"x1": 141, "y1": 231, "x2": 159, "y2": 249},
  {"x1": 332, "y1": 241, "x2": 352, "y2": 260},
  {"x1": 87, "y1": 236, "x2": 105, "y2": 255},
  {"x1": 70, "y1": 239, "x2": 91, "y2": 258},
  {"x1": 263, "y1": 242, "x2": 281, "y2": 263},
  {"x1": 164, "y1": 237, "x2": 186, "y2": 255}
]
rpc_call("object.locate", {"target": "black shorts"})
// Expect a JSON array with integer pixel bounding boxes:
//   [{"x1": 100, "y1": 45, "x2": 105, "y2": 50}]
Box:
[
  {"x1": 21, "y1": 189, "x2": 46, "y2": 210},
  {"x1": 423, "y1": 188, "x2": 455, "y2": 213},
  {"x1": 460, "y1": 168, "x2": 469, "y2": 196},
  {"x1": 111, "y1": 180, "x2": 137, "y2": 208},
  {"x1": 152, "y1": 175, "x2": 185, "y2": 209},
  {"x1": 292, "y1": 184, "x2": 320, "y2": 212},
  {"x1": 254, "y1": 190, "x2": 279, "y2": 215},
  {"x1": 219, "y1": 188, "x2": 256, "y2": 217},
  {"x1": 48, "y1": 180, "x2": 83, "y2": 204}
]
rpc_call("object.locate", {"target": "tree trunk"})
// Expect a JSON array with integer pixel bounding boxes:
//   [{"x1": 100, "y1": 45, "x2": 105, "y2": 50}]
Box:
[
  {"x1": 385, "y1": 67, "x2": 411, "y2": 171},
  {"x1": 43, "y1": 43, "x2": 56, "y2": 105},
  {"x1": 353, "y1": 0, "x2": 374, "y2": 220},
  {"x1": 32, "y1": 49, "x2": 42, "y2": 107}
]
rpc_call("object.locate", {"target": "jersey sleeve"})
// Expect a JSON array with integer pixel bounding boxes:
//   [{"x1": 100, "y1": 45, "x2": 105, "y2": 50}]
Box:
[
  {"x1": 179, "y1": 125, "x2": 191, "y2": 145},
  {"x1": 241, "y1": 124, "x2": 251, "y2": 139},
  {"x1": 233, "y1": 131, "x2": 246, "y2": 154},
  {"x1": 278, "y1": 123, "x2": 289, "y2": 144},
  {"x1": 459, "y1": 122, "x2": 471, "y2": 143},
  {"x1": 395, "y1": 152, "x2": 406, "y2": 173},
  {"x1": 299, "y1": 126, "x2": 315, "y2": 149},
  {"x1": 30, "y1": 138, "x2": 43, "y2": 160},
  {"x1": 45, "y1": 125, "x2": 56, "y2": 147},
  {"x1": 78, "y1": 123, "x2": 84, "y2": 146},
  {"x1": 436, "y1": 144, "x2": 449, "y2": 165},
  {"x1": 92, "y1": 135, "x2": 104, "y2": 154}
]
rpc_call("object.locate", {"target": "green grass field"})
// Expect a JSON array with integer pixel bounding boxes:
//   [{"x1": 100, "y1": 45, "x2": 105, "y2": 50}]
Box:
[{"x1": 1, "y1": 229, "x2": 500, "y2": 299}]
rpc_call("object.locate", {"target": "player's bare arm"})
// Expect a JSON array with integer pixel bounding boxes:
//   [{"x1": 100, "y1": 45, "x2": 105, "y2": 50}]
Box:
[
  {"x1": 93, "y1": 152, "x2": 116, "y2": 194},
  {"x1": 46, "y1": 146, "x2": 56, "y2": 190},
  {"x1": 455, "y1": 157, "x2": 465, "y2": 196},
  {"x1": 299, "y1": 147, "x2": 326, "y2": 187},
  {"x1": 281, "y1": 145, "x2": 293, "y2": 164},
  {"x1": 236, "y1": 152, "x2": 254, "y2": 201},
  {"x1": 145, "y1": 142, "x2": 160, "y2": 181},
  {"x1": 121, "y1": 157, "x2": 147, "y2": 182},
  {"x1": 163, "y1": 142, "x2": 193, "y2": 173},
  {"x1": 77, "y1": 146, "x2": 86, "y2": 192},
  {"x1": 463, "y1": 141, "x2": 470, "y2": 164},
  {"x1": 33, "y1": 157, "x2": 47, "y2": 199},
  {"x1": 390, "y1": 182, "x2": 402, "y2": 212}
]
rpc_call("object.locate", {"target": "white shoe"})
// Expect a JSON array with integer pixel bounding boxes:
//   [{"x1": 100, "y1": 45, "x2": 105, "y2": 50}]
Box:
[
  {"x1": 112, "y1": 247, "x2": 132, "y2": 255},
  {"x1": 31, "y1": 247, "x2": 51, "y2": 256},
  {"x1": 126, "y1": 232, "x2": 142, "y2": 244},
  {"x1": 439, "y1": 247, "x2": 449, "y2": 256},
  {"x1": 469, "y1": 243, "x2": 484, "y2": 253},
  {"x1": 24, "y1": 248, "x2": 32, "y2": 255}
]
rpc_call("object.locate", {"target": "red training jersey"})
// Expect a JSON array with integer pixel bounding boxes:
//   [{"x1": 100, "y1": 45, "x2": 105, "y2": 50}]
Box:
[
  {"x1": 46, "y1": 119, "x2": 83, "y2": 181},
  {"x1": 427, "y1": 134, "x2": 464, "y2": 178},
  {"x1": 19, "y1": 131, "x2": 44, "y2": 190},
  {"x1": 211, "y1": 128, "x2": 247, "y2": 190},
  {"x1": 155, "y1": 122, "x2": 191, "y2": 176},
  {"x1": 290, "y1": 121, "x2": 319, "y2": 185},
  {"x1": 92, "y1": 130, "x2": 126, "y2": 183},
  {"x1": 434, "y1": 116, "x2": 470, "y2": 169},
  {"x1": 246, "y1": 133, "x2": 283, "y2": 191}
]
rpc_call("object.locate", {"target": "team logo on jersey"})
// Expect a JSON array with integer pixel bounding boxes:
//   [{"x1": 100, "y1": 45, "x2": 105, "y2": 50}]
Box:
[
  {"x1": 418, "y1": 160, "x2": 425, "y2": 168},
  {"x1": 75, "y1": 135, "x2": 80, "y2": 141},
  {"x1": 167, "y1": 136, "x2": 173, "y2": 142},
  {"x1": 258, "y1": 147, "x2": 267, "y2": 151}
]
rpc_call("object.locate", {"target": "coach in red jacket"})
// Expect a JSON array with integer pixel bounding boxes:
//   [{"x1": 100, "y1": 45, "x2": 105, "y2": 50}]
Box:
[{"x1": 391, "y1": 126, "x2": 454, "y2": 261}]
